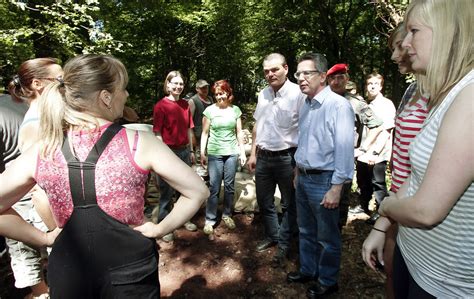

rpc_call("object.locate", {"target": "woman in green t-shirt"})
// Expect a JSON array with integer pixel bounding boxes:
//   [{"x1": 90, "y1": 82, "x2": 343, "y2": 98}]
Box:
[{"x1": 200, "y1": 80, "x2": 246, "y2": 236}]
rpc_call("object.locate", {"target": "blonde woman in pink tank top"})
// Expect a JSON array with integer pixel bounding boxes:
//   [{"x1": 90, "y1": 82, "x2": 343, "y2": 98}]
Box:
[{"x1": 0, "y1": 54, "x2": 209, "y2": 297}]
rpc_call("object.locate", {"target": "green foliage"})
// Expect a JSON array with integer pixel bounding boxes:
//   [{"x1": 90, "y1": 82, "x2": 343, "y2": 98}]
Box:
[
  {"x1": 0, "y1": 0, "x2": 409, "y2": 118},
  {"x1": 0, "y1": 0, "x2": 124, "y2": 87}
]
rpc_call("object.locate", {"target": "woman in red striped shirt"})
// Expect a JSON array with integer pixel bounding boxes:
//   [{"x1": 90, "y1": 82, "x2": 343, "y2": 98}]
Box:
[{"x1": 363, "y1": 23, "x2": 429, "y2": 299}]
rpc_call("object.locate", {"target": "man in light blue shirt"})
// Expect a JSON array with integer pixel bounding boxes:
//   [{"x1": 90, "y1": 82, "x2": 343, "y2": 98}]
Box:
[{"x1": 286, "y1": 53, "x2": 354, "y2": 298}]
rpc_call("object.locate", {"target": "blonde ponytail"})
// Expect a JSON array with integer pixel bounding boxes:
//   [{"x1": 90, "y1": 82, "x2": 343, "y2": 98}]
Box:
[
  {"x1": 38, "y1": 54, "x2": 128, "y2": 160},
  {"x1": 39, "y1": 81, "x2": 66, "y2": 160}
]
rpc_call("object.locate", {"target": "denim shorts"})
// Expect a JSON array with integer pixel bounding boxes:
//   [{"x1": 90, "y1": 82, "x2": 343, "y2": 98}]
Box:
[{"x1": 5, "y1": 197, "x2": 48, "y2": 288}]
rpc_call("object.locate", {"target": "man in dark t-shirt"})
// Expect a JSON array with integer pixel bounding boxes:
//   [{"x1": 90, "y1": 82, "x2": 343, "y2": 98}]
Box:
[
  {"x1": 188, "y1": 79, "x2": 213, "y2": 155},
  {"x1": 0, "y1": 94, "x2": 28, "y2": 257}
]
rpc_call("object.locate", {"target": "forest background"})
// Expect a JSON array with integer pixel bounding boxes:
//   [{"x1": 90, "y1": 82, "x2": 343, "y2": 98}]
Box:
[{"x1": 1, "y1": 0, "x2": 409, "y2": 124}]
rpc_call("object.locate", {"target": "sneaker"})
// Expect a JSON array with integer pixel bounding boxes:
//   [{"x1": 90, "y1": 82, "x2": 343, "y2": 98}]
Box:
[
  {"x1": 203, "y1": 224, "x2": 214, "y2": 235},
  {"x1": 162, "y1": 232, "x2": 174, "y2": 242},
  {"x1": 222, "y1": 216, "x2": 236, "y2": 229},
  {"x1": 184, "y1": 221, "x2": 198, "y2": 232}
]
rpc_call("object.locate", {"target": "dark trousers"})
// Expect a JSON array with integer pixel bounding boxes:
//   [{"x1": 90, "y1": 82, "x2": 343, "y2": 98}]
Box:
[
  {"x1": 156, "y1": 147, "x2": 191, "y2": 222},
  {"x1": 393, "y1": 244, "x2": 435, "y2": 299},
  {"x1": 338, "y1": 181, "x2": 352, "y2": 230},
  {"x1": 356, "y1": 160, "x2": 388, "y2": 210},
  {"x1": 255, "y1": 151, "x2": 297, "y2": 249},
  {"x1": 0, "y1": 236, "x2": 5, "y2": 254}
]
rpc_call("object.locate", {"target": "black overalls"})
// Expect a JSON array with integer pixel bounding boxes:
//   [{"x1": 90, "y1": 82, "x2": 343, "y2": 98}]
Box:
[{"x1": 47, "y1": 124, "x2": 159, "y2": 298}]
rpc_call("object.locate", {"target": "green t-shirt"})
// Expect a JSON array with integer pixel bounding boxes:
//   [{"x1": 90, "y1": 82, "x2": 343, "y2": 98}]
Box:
[{"x1": 203, "y1": 104, "x2": 242, "y2": 156}]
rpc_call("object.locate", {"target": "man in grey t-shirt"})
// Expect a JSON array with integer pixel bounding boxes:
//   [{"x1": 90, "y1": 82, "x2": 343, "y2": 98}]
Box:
[
  {"x1": 0, "y1": 94, "x2": 28, "y2": 257},
  {"x1": 188, "y1": 79, "x2": 213, "y2": 155}
]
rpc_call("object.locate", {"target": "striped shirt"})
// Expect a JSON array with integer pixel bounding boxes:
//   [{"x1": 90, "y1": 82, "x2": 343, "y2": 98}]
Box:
[
  {"x1": 390, "y1": 83, "x2": 429, "y2": 192},
  {"x1": 398, "y1": 70, "x2": 474, "y2": 297}
]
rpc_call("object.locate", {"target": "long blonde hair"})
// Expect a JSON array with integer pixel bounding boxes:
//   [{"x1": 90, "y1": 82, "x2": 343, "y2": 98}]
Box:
[
  {"x1": 404, "y1": 0, "x2": 473, "y2": 108},
  {"x1": 39, "y1": 54, "x2": 128, "y2": 160}
]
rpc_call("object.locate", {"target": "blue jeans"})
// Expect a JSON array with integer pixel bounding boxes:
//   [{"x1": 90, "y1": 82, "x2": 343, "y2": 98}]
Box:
[
  {"x1": 205, "y1": 154, "x2": 238, "y2": 225},
  {"x1": 156, "y1": 147, "x2": 191, "y2": 222},
  {"x1": 296, "y1": 171, "x2": 341, "y2": 287},
  {"x1": 255, "y1": 152, "x2": 297, "y2": 248}
]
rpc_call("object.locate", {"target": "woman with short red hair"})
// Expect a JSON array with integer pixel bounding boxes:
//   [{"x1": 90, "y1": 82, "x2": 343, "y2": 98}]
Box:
[{"x1": 200, "y1": 80, "x2": 246, "y2": 237}]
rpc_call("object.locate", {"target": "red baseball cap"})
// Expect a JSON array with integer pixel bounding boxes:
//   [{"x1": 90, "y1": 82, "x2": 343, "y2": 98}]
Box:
[{"x1": 327, "y1": 63, "x2": 348, "y2": 76}]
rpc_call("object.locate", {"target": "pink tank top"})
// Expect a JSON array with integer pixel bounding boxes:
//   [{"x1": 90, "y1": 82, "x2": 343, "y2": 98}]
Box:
[{"x1": 35, "y1": 123, "x2": 149, "y2": 227}]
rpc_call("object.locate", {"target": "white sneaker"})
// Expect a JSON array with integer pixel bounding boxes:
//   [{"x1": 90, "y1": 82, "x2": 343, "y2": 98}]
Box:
[
  {"x1": 162, "y1": 232, "x2": 174, "y2": 242},
  {"x1": 222, "y1": 216, "x2": 236, "y2": 229},
  {"x1": 184, "y1": 221, "x2": 198, "y2": 232},
  {"x1": 203, "y1": 224, "x2": 214, "y2": 235}
]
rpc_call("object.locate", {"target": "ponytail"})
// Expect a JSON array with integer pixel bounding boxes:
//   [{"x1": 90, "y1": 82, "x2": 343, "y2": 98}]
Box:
[
  {"x1": 38, "y1": 54, "x2": 129, "y2": 160},
  {"x1": 7, "y1": 58, "x2": 59, "y2": 103},
  {"x1": 39, "y1": 81, "x2": 67, "y2": 160}
]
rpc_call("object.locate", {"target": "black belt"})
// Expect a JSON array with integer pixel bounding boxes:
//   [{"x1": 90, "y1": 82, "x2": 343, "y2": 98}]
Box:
[
  {"x1": 298, "y1": 167, "x2": 330, "y2": 175},
  {"x1": 257, "y1": 146, "x2": 296, "y2": 157}
]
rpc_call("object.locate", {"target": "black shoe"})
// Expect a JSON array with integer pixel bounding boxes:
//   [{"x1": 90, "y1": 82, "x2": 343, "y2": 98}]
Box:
[
  {"x1": 271, "y1": 248, "x2": 288, "y2": 268},
  {"x1": 307, "y1": 282, "x2": 339, "y2": 298},
  {"x1": 256, "y1": 239, "x2": 277, "y2": 252},
  {"x1": 365, "y1": 212, "x2": 380, "y2": 225},
  {"x1": 287, "y1": 271, "x2": 314, "y2": 283}
]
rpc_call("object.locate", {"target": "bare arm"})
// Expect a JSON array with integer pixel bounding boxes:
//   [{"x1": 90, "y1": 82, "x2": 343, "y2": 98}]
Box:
[
  {"x1": 247, "y1": 123, "x2": 258, "y2": 172},
  {"x1": 154, "y1": 131, "x2": 163, "y2": 142},
  {"x1": 236, "y1": 117, "x2": 247, "y2": 166},
  {"x1": 200, "y1": 116, "x2": 211, "y2": 166},
  {"x1": 18, "y1": 122, "x2": 40, "y2": 153},
  {"x1": 370, "y1": 128, "x2": 392, "y2": 154},
  {"x1": 0, "y1": 208, "x2": 57, "y2": 248},
  {"x1": 0, "y1": 145, "x2": 58, "y2": 247},
  {"x1": 188, "y1": 128, "x2": 196, "y2": 164},
  {"x1": 380, "y1": 85, "x2": 474, "y2": 227},
  {"x1": 188, "y1": 98, "x2": 196, "y2": 118},
  {"x1": 0, "y1": 146, "x2": 37, "y2": 212},
  {"x1": 358, "y1": 126, "x2": 383, "y2": 152},
  {"x1": 132, "y1": 131, "x2": 209, "y2": 238},
  {"x1": 361, "y1": 215, "x2": 393, "y2": 270}
]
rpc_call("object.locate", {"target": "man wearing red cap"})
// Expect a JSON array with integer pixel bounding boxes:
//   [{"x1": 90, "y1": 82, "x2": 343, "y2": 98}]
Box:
[{"x1": 326, "y1": 64, "x2": 383, "y2": 227}]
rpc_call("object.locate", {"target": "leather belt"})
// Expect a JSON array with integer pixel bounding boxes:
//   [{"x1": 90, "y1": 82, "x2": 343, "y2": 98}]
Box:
[
  {"x1": 297, "y1": 167, "x2": 330, "y2": 176},
  {"x1": 257, "y1": 146, "x2": 296, "y2": 157}
]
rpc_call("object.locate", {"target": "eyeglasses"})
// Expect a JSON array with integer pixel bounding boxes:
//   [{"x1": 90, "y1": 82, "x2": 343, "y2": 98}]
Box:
[
  {"x1": 169, "y1": 82, "x2": 184, "y2": 86},
  {"x1": 294, "y1": 70, "x2": 320, "y2": 80}
]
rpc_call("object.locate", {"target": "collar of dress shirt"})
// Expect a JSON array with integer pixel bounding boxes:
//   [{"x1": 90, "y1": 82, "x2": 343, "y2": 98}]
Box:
[
  {"x1": 305, "y1": 85, "x2": 331, "y2": 105},
  {"x1": 272, "y1": 79, "x2": 292, "y2": 99}
]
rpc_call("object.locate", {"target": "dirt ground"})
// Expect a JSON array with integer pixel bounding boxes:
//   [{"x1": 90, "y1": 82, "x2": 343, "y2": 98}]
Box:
[
  {"x1": 0, "y1": 192, "x2": 385, "y2": 299},
  {"x1": 156, "y1": 208, "x2": 385, "y2": 299}
]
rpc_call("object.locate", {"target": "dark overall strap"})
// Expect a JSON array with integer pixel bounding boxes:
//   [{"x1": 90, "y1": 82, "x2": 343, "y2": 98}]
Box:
[{"x1": 61, "y1": 123, "x2": 123, "y2": 207}]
